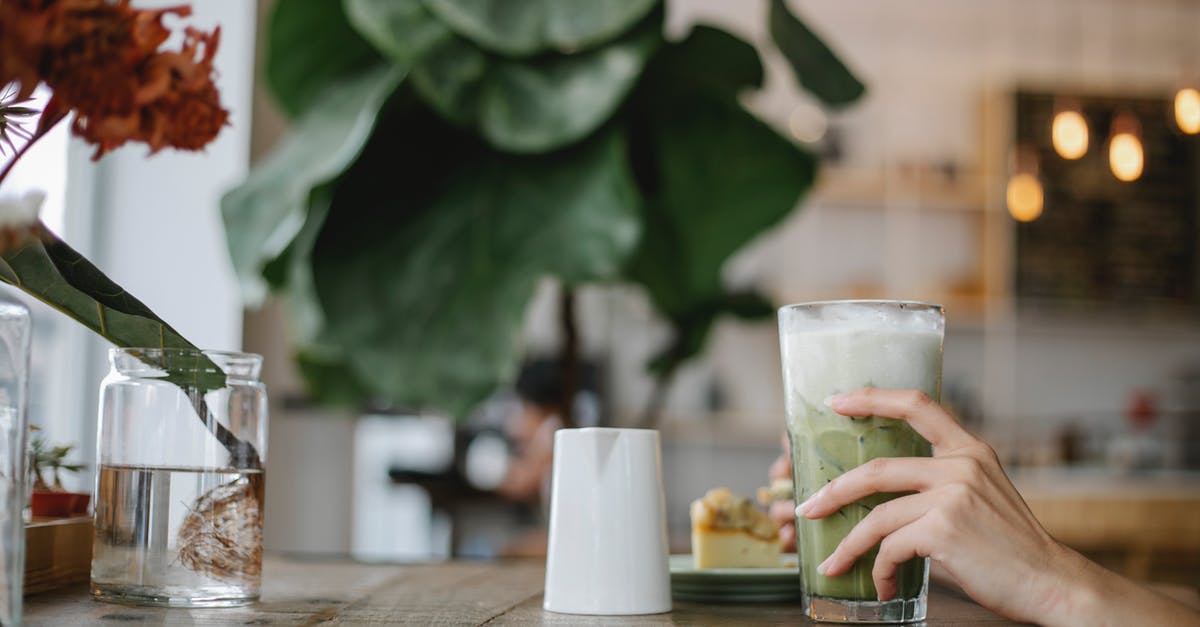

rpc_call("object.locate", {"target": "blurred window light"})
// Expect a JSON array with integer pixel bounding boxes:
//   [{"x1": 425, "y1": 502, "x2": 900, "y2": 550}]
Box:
[
  {"x1": 1006, "y1": 173, "x2": 1044, "y2": 222},
  {"x1": 1175, "y1": 87, "x2": 1200, "y2": 135},
  {"x1": 1051, "y1": 109, "x2": 1089, "y2": 159},
  {"x1": 2, "y1": 85, "x2": 68, "y2": 234}
]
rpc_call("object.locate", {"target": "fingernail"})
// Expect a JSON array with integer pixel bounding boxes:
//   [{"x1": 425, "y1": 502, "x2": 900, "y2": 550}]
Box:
[
  {"x1": 822, "y1": 394, "x2": 835, "y2": 408},
  {"x1": 829, "y1": 392, "x2": 851, "y2": 411},
  {"x1": 816, "y1": 557, "x2": 831, "y2": 575},
  {"x1": 797, "y1": 488, "x2": 822, "y2": 516}
]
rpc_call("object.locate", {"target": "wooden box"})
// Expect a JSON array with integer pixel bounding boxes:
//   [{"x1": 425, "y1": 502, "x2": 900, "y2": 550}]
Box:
[{"x1": 24, "y1": 517, "x2": 92, "y2": 595}]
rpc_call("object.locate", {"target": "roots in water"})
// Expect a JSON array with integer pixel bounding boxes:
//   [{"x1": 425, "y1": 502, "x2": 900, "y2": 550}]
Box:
[{"x1": 176, "y1": 474, "x2": 263, "y2": 584}]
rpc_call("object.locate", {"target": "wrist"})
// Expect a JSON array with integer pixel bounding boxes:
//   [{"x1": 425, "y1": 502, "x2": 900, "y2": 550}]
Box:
[{"x1": 1035, "y1": 543, "x2": 1107, "y2": 627}]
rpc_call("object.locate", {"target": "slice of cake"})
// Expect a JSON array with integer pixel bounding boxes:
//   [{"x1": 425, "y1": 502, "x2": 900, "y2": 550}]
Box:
[{"x1": 690, "y1": 487, "x2": 782, "y2": 569}]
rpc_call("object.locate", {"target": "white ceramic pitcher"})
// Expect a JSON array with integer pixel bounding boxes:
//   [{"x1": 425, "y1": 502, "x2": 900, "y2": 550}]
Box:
[{"x1": 542, "y1": 428, "x2": 672, "y2": 615}]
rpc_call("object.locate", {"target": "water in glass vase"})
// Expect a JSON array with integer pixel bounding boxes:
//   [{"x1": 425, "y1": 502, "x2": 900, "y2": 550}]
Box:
[{"x1": 91, "y1": 464, "x2": 264, "y2": 607}]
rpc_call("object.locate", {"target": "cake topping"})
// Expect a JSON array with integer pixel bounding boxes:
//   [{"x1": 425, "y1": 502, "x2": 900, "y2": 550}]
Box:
[
  {"x1": 756, "y1": 478, "x2": 794, "y2": 505},
  {"x1": 690, "y1": 487, "x2": 779, "y2": 541}
]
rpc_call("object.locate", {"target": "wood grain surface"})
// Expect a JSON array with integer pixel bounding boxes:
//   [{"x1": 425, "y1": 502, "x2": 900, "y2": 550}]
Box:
[{"x1": 22, "y1": 557, "x2": 1198, "y2": 626}]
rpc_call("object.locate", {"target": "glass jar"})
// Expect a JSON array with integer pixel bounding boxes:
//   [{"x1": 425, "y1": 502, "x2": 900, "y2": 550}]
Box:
[
  {"x1": 0, "y1": 293, "x2": 30, "y2": 626},
  {"x1": 91, "y1": 348, "x2": 267, "y2": 607}
]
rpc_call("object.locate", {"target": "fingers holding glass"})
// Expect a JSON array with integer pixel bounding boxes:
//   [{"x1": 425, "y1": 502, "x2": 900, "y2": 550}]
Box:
[
  {"x1": 830, "y1": 388, "x2": 976, "y2": 453},
  {"x1": 797, "y1": 456, "x2": 940, "y2": 518},
  {"x1": 813, "y1": 491, "x2": 939, "y2": 579}
]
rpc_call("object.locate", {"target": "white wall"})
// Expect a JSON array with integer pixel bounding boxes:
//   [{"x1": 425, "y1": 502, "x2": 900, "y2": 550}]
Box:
[{"x1": 92, "y1": 0, "x2": 256, "y2": 352}]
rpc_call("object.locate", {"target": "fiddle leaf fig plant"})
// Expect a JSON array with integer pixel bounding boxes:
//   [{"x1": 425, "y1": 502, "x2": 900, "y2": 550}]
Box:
[{"x1": 223, "y1": 0, "x2": 864, "y2": 418}]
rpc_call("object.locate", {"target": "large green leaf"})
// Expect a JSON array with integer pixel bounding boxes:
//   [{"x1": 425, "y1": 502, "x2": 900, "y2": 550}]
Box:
[
  {"x1": 344, "y1": 1, "x2": 660, "y2": 152},
  {"x1": 274, "y1": 185, "x2": 375, "y2": 408},
  {"x1": 411, "y1": 16, "x2": 660, "y2": 153},
  {"x1": 343, "y1": 0, "x2": 452, "y2": 66},
  {"x1": 0, "y1": 225, "x2": 222, "y2": 390},
  {"x1": 479, "y1": 30, "x2": 657, "y2": 152},
  {"x1": 768, "y1": 0, "x2": 865, "y2": 108},
  {"x1": 409, "y1": 35, "x2": 489, "y2": 126},
  {"x1": 625, "y1": 26, "x2": 816, "y2": 371},
  {"x1": 221, "y1": 67, "x2": 403, "y2": 305},
  {"x1": 422, "y1": 0, "x2": 658, "y2": 57},
  {"x1": 309, "y1": 114, "x2": 640, "y2": 416},
  {"x1": 266, "y1": 0, "x2": 383, "y2": 117}
]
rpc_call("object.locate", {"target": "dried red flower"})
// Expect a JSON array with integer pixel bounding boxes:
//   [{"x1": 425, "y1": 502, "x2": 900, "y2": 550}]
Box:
[{"x1": 0, "y1": 0, "x2": 228, "y2": 159}]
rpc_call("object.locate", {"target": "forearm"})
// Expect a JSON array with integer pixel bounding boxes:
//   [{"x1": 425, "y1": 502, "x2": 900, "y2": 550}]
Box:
[{"x1": 1045, "y1": 546, "x2": 1200, "y2": 627}]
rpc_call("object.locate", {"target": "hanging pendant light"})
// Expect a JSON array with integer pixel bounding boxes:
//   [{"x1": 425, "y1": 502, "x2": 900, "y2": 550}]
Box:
[
  {"x1": 1007, "y1": 145, "x2": 1044, "y2": 222},
  {"x1": 1174, "y1": 87, "x2": 1200, "y2": 134},
  {"x1": 1108, "y1": 112, "x2": 1144, "y2": 182},
  {"x1": 1051, "y1": 99, "x2": 1089, "y2": 159}
]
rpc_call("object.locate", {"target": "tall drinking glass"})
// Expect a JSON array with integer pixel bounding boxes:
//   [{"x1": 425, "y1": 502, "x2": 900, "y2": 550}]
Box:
[{"x1": 778, "y1": 300, "x2": 943, "y2": 623}]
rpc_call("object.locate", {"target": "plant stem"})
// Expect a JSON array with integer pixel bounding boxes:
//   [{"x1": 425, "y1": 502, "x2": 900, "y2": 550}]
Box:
[
  {"x1": 558, "y1": 285, "x2": 579, "y2": 429},
  {"x1": 190, "y1": 393, "x2": 261, "y2": 470}
]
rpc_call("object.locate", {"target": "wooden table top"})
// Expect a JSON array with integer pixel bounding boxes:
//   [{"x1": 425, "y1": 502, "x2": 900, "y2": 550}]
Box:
[{"x1": 21, "y1": 556, "x2": 1195, "y2": 626}]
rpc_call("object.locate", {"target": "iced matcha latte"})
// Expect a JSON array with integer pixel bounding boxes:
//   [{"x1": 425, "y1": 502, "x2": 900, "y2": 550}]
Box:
[{"x1": 778, "y1": 300, "x2": 943, "y2": 623}]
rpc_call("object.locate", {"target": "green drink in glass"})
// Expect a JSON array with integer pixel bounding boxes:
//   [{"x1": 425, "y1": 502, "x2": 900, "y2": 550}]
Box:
[{"x1": 778, "y1": 300, "x2": 943, "y2": 623}]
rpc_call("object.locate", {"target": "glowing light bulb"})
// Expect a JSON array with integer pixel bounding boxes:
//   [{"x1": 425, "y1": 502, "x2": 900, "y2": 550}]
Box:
[
  {"x1": 1006, "y1": 173, "x2": 1043, "y2": 222},
  {"x1": 1108, "y1": 133, "x2": 1144, "y2": 182},
  {"x1": 1175, "y1": 87, "x2": 1200, "y2": 135},
  {"x1": 1051, "y1": 109, "x2": 1089, "y2": 159}
]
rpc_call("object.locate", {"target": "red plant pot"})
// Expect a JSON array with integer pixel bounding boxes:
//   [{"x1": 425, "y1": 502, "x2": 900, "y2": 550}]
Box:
[
  {"x1": 31, "y1": 491, "x2": 91, "y2": 518},
  {"x1": 68, "y1": 492, "x2": 90, "y2": 515}
]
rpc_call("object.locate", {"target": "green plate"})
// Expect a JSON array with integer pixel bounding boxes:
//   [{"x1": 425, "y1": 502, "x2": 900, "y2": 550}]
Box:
[{"x1": 669, "y1": 554, "x2": 802, "y2": 603}]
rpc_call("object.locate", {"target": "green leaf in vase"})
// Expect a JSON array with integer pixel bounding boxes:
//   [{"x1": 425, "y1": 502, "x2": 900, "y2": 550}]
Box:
[
  {"x1": 422, "y1": 0, "x2": 658, "y2": 57},
  {"x1": 308, "y1": 105, "x2": 640, "y2": 416},
  {"x1": 0, "y1": 225, "x2": 225, "y2": 392},
  {"x1": 768, "y1": 0, "x2": 865, "y2": 108},
  {"x1": 266, "y1": 0, "x2": 384, "y2": 117}
]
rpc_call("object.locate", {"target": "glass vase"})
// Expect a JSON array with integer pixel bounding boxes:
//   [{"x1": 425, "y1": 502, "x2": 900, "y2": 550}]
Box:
[
  {"x1": 0, "y1": 294, "x2": 30, "y2": 627},
  {"x1": 91, "y1": 348, "x2": 267, "y2": 607}
]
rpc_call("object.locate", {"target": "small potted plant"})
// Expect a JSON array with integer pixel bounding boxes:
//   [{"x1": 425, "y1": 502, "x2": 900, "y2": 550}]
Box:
[{"x1": 29, "y1": 430, "x2": 88, "y2": 518}]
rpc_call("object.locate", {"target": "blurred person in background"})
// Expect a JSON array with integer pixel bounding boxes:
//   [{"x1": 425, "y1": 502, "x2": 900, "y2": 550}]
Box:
[{"x1": 494, "y1": 359, "x2": 566, "y2": 505}]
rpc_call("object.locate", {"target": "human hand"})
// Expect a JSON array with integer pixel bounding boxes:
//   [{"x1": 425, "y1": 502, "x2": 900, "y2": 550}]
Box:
[
  {"x1": 766, "y1": 434, "x2": 796, "y2": 551},
  {"x1": 796, "y1": 388, "x2": 1086, "y2": 626}
]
